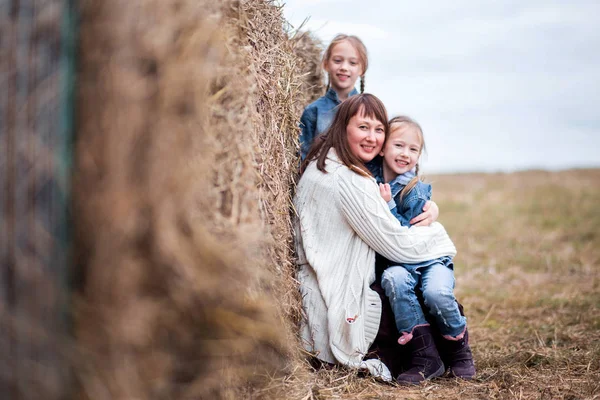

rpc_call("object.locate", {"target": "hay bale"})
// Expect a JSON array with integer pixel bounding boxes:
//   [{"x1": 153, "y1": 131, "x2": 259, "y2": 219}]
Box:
[
  {"x1": 289, "y1": 30, "x2": 325, "y2": 104},
  {"x1": 74, "y1": 0, "x2": 324, "y2": 398}
]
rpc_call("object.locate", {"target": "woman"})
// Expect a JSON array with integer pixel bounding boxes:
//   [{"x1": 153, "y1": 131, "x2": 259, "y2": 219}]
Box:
[{"x1": 294, "y1": 94, "x2": 456, "y2": 381}]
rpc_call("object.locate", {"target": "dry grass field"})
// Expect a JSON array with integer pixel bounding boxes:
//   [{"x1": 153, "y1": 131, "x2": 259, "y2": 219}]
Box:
[{"x1": 288, "y1": 168, "x2": 600, "y2": 400}]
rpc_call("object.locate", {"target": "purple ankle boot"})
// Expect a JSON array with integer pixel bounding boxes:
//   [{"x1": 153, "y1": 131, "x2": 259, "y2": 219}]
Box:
[
  {"x1": 438, "y1": 329, "x2": 476, "y2": 379},
  {"x1": 396, "y1": 325, "x2": 445, "y2": 384}
]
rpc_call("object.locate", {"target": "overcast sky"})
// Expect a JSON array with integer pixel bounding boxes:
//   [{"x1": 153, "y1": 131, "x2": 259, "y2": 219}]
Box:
[{"x1": 281, "y1": 0, "x2": 600, "y2": 173}]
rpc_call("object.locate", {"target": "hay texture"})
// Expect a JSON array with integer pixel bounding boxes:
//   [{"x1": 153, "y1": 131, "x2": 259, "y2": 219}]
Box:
[
  {"x1": 74, "y1": 0, "x2": 323, "y2": 399},
  {"x1": 289, "y1": 29, "x2": 325, "y2": 105}
]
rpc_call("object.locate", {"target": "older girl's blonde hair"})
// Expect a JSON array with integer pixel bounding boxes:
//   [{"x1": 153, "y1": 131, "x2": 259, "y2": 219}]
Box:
[{"x1": 388, "y1": 116, "x2": 426, "y2": 201}]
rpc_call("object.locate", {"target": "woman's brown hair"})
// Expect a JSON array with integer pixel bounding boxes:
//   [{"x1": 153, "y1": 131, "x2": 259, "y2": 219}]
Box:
[{"x1": 301, "y1": 93, "x2": 389, "y2": 176}]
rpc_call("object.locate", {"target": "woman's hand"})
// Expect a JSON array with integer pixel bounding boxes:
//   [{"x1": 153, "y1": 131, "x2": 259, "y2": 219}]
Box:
[
  {"x1": 410, "y1": 200, "x2": 439, "y2": 227},
  {"x1": 379, "y1": 183, "x2": 391, "y2": 202}
]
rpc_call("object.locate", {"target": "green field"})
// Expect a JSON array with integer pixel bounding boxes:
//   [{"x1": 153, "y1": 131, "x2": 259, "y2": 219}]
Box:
[{"x1": 294, "y1": 169, "x2": 600, "y2": 400}]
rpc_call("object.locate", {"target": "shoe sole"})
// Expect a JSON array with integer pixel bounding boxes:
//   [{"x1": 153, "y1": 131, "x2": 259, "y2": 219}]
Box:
[{"x1": 397, "y1": 363, "x2": 446, "y2": 385}]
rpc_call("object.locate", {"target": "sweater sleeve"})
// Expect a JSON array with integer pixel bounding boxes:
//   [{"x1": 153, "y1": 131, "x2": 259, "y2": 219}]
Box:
[{"x1": 335, "y1": 169, "x2": 456, "y2": 263}]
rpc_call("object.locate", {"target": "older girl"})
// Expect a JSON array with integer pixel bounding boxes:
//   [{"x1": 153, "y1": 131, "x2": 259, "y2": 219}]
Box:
[
  {"x1": 299, "y1": 34, "x2": 368, "y2": 160},
  {"x1": 294, "y1": 94, "x2": 455, "y2": 382}
]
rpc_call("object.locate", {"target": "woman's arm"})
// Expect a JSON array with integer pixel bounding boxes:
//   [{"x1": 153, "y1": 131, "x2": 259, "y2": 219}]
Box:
[
  {"x1": 410, "y1": 200, "x2": 439, "y2": 227},
  {"x1": 402, "y1": 183, "x2": 435, "y2": 227},
  {"x1": 336, "y1": 171, "x2": 455, "y2": 264}
]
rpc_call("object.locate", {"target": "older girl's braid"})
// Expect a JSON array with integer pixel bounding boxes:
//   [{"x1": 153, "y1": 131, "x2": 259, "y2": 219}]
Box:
[{"x1": 360, "y1": 76, "x2": 365, "y2": 93}]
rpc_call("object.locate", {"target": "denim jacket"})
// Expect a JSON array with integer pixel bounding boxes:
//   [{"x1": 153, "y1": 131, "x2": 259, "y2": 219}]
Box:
[
  {"x1": 388, "y1": 179, "x2": 432, "y2": 227},
  {"x1": 370, "y1": 162, "x2": 432, "y2": 227},
  {"x1": 388, "y1": 179, "x2": 452, "y2": 271},
  {"x1": 369, "y1": 161, "x2": 453, "y2": 274},
  {"x1": 299, "y1": 87, "x2": 359, "y2": 160}
]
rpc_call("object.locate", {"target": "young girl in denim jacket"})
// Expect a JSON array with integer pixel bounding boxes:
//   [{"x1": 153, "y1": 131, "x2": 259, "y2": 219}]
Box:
[
  {"x1": 377, "y1": 116, "x2": 476, "y2": 384},
  {"x1": 299, "y1": 34, "x2": 368, "y2": 160}
]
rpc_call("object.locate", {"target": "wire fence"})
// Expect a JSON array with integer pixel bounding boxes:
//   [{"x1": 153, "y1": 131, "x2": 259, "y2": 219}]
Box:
[{"x1": 0, "y1": 1, "x2": 75, "y2": 398}]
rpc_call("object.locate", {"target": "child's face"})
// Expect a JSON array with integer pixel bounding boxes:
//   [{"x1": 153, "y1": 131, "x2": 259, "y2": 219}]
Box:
[
  {"x1": 380, "y1": 126, "x2": 422, "y2": 180},
  {"x1": 324, "y1": 40, "x2": 363, "y2": 97},
  {"x1": 346, "y1": 110, "x2": 385, "y2": 163}
]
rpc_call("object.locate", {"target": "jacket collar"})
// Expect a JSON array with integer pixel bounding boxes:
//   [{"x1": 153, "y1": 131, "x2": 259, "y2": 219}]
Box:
[
  {"x1": 388, "y1": 169, "x2": 417, "y2": 198},
  {"x1": 325, "y1": 87, "x2": 360, "y2": 104}
]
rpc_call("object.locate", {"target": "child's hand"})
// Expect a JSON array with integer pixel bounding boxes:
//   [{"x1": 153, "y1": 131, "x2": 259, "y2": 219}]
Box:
[{"x1": 379, "y1": 183, "x2": 392, "y2": 202}]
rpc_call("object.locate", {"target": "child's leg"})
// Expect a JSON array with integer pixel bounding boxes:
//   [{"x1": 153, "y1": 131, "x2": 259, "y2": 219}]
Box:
[
  {"x1": 381, "y1": 265, "x2": 445, "y2": 383},
  {"x1": 420, "y1": 262, "x2": 467, "y2": 339},
  {"x1": 380, "y1": 266, "x2": 429, "y2": 344},
  {"x1": 419, "y1": 261, "x2": 475, "y2": 379}
]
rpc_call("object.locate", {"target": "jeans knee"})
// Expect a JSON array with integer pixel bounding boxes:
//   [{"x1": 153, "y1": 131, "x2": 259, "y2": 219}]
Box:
[
  {"x1": 382, "y1": 267, "x2": 413, "y2": 293},
  {"x1": 422, "y1": 286, "x2": 455, "y2": 310}
]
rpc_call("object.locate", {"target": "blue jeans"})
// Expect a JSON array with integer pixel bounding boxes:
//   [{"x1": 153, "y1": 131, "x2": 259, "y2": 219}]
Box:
[{"x1": 381, "y1": 258, "x2": 466, "y2": 338}]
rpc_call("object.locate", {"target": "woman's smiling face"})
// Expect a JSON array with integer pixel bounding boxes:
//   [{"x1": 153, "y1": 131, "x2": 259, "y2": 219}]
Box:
[{"x1": 346, "y1": 108, "x2": 386, "y2": 163}]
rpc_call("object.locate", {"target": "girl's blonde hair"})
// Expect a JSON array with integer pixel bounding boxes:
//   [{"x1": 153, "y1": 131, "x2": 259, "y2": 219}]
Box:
[
  {"x1": 388, "y1": 116, "x2": 426, "y2": 201},
  {"x1": 322, "y1": 34, "x2": 368, "y2": 94}
]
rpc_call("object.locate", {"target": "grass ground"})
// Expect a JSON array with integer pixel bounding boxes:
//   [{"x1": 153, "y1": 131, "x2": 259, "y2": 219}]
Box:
[{"x1": 288, "y1": 168, "x2": 600, "y2": 400}]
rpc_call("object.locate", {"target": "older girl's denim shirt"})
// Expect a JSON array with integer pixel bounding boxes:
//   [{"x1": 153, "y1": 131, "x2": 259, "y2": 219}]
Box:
[{"x1": 299, "y1": 87, "x2": 359, "y2": 160}]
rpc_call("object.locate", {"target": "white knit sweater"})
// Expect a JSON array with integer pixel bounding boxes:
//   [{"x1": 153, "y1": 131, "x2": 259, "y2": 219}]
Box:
[{"x1": 294, "y1": 149, "x2": 456, "y2": 374}]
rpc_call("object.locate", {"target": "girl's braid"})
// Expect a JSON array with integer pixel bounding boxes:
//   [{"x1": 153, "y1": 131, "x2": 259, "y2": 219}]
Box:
[{"x1": 360, "y1": 76, "x2": 365, "y2": 93}]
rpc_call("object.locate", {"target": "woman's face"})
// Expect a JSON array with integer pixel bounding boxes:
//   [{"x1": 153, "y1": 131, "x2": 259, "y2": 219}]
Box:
[{"x1": 346, "y1": 110, "x2": 386, "y2": 162}]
